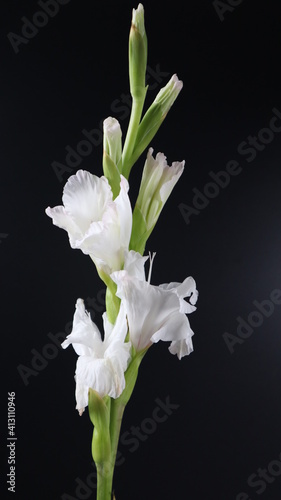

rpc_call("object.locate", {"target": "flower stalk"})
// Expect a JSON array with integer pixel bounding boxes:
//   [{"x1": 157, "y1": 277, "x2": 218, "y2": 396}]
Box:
[{"x1": 46, "y1": 3, "x2": 196, "y2": 500}]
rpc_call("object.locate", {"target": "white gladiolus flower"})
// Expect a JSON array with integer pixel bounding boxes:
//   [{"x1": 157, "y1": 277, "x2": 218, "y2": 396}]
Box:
[
  {"x1": 111, "y1": 256, "x2": 198, "y2": 359},
  {"x1": 45, "y1": 170, "x2": 132, "y2": 275},
  {"x1": 62, "y1": 299, "x2": 131, "y2": 415}
]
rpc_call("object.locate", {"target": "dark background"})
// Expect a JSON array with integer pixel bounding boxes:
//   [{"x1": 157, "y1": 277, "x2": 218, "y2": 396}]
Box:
[{"x1": 1, "y1": 0, "x2": 281, "y2": 499}]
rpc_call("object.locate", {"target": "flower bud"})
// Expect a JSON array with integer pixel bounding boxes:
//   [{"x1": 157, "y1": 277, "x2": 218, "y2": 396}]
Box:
[
  {"x1": 129, "y1": 4, "x2": 148, "y2": 100},
  {"x1": 103, "y1": 117, "x2": 122, "y2": 166},
  {"x1": 103, "y1": 117, "x2": 122, "y2": 198},
  {"x1": 133, "y1": 74, "x2": 183, "y2": 158},
  {"x1": 130, "y1": 148, "x2": 184, "y2": 254}
]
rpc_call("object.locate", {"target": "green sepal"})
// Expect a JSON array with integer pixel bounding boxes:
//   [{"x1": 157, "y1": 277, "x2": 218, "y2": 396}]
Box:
[
  {"x1": 88, "y1": 390, "x2": 111, "y2": 467},
  {"x1": 118, "y1": 347, "x2": 147, "y2": 406},
  {"x1": 103, "y1": 151, "x2": 121, "y2": 200},
  {"x1": 105, "y1": 281, "x2": 120, "y2": 325},
  {"x1": 129, "y1": 205, "x2": 150, "y2": 255},
  {"x1": 130, "y1": 104, "x2": 164, "y2": 165},
  {"x1": 95, "y1": 268, "x2": 120, "y2": 324}
]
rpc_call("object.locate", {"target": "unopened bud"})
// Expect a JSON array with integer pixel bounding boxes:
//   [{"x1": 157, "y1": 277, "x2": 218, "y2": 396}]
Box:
[
  {"x1": 129, "y1": 3, "x2": 148, "y2": 100},
  {"x1": 103, "y1": 117, "x2": 122, "y2": 198}
]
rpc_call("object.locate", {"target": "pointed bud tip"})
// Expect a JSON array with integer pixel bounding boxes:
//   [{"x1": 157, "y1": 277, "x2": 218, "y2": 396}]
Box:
[{"x1": 132, "y1": 3, "x2": 145, "y2": 37}]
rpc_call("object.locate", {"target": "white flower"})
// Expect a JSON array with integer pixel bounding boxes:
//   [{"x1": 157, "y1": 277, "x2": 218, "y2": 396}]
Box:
[
  {"x1": 62, "y1": 299, "x2": 131, "y2": 414},
  {"x1": 111, "y1": 256, "x2": 198, "y2": 359},
  {"x1": 45, "y1": 170, "x2": 132, "y2": 275}
]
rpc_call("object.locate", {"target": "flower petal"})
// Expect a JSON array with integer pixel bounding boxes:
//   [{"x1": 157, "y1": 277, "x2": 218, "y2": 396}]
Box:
[
  {"x1": 62, "y1": 170, "x2": 112, "y2": 233},
  {"x1": 123, "y1": 250, "x2": 149, "y2": 281},
  {"x1": 62, "y1": 299, "x2": 102, "y2": 356},
  {"x1": 75, "y1": 378, "x2": 89, "y2": 415},
  {"x1": 112, "y1": 270, "x2": 185, "y2": 352},
  {"x1": 114, "y1": 175, "x2": 132, "y2": 251},
  {"x1": 46, "y1": 170, "x2": 132, "y2": 274},
  {"x1": 45, "y1": 205, "x2": 80, "y2": 237},
  {"x1": 159, "y1": 277, "x2": 198, "y2": 313},
  {"x1": 76, "y1": 356, "x2": 116, "y2": 398}
]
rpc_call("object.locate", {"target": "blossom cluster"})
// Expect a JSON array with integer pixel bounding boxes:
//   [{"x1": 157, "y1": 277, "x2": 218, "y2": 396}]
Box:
[
  {"x1": 46, "y1": 152, "x2": 198, "y2": 414},
  {"x1": 45, "y1": 4, "x2": 198, "y2": 417}
]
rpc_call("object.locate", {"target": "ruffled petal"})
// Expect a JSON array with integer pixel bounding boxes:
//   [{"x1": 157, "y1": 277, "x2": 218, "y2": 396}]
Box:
[
  {"x1": 46, "y1": 170, "x2": 132, "y2": 274},
  {"x1": 64, "y1": 299, "x2": 131, "y2": 407},
  {"x1": 111, "y1": 269, "x2": 197, "y2": 358},
  {"x1": 61, "y1": 299, "x2": 103, "y2": 356},
  {"x1": 62, "y1": 170, "x2": 112, "y2": 233},
  {"x1": 168, "y1": 335, "x2": 194, "y2": 360},
  {"x1": 76, "y1": 356, "x2": 116, "y2": 398},
  {"x1": 123, "y1": 250, "x2": 149, "y2": 281},
  {"x1": 112, "y1": 270, "x2": 184, "y2": 351},
  {"x1": 45, "y1": 205, "x2": 81, "y2": 239},
  {"x1": 159, "y1": 277, "x2": 198, "y2": 313}
]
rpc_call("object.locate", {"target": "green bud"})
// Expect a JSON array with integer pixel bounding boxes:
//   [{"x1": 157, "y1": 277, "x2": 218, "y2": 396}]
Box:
[
  {"x1": 129, "y1": 4, "x2": 148, "y2": 100},
  {"x1": 88, "y1": 390, "x2": 111, "y2": 467},
  {"x1": 131, "y1": 74, "x2": 183, "y2": 165}
]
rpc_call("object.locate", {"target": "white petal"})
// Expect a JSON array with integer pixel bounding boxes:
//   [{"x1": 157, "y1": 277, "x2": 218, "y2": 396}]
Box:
[
  {"x1": 45, "y1": 205, "x2": 81, "y2": 237},
  {"x1": 65, "y1": 300, "x2": 131, "y2": 403},
  {"x1": 168, "y1": 335, "x2": 194, "y2": 360},
  {"x1": 103, "y1": 302, "x2": 128, "y2": 345},
  {"x1": 81, "y1": 211, "x2": 123, "y2": 271},
  {"x1": 76, "y1": 356, "x2": 114, "y2": 398},
  {"x1": 159, "y1": 160, "x2": 184, "y2": 203},
  {"x1": 150, "y1": 311, "x2": 192, "y2": 344},
  {"x1": 75, "y1": 349, "x2": 130, "y2": 399},
  {"x1": 114, "y1": 175, "x2": 132, "y2": 251},
  {"x1": 46, "y1": 170, "x2": 133, "y2": 275},
  {"x1": 62, "y1": 299, "x2": 103, "y2": 356},
  {"x1": 123, "y1": 250, "x2": 149, "y2": 281},
  {"x1": 75, "y1": 378, "x2": 89, "y2": 415},
  {"x1": 159, "y1": 276, "x2": 198, "y2": 313},
  {"x1": 112, "y1": 271, "x2": 184, "y2": 351},
  {"x1": 62, "y1": 170, "x2": 112, "y2": 233}
]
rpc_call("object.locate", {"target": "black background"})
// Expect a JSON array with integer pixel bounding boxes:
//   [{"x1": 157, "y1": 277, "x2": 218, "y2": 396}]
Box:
[{"x1": 1, "y1": 1, "x2": 281, "y2": 499}]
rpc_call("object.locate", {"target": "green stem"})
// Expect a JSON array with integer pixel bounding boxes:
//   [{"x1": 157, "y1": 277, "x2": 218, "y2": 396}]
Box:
[
  {"x1": 109, "y1": 400, "x2": 126, "y2": 473},
  {"x1": 109, "y1": 349, "x2": 148, "y2": 478},
  {"x1": 96, "y1": 462, "x2": 114, "y2": 500},
  {"x1": 121, "y1": 93, "x2": 146, "y2": 179}
]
